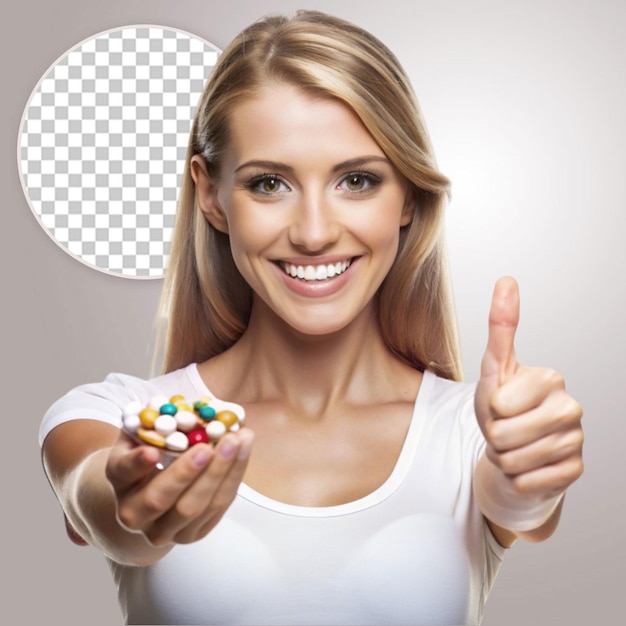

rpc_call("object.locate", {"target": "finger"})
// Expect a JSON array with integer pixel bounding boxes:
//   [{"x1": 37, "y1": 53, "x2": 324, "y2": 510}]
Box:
[
  {"x1": 484, "y1": 388, "x2": 582, "y2": 451},
  {"x1": 155, "y1": 430, "x2": 254, "y2": 544},
  {"x1": 507, "y1": 456, "x2": 584, "y2": 498},
  {"x1": 481, "y1": 276, "x2": 520, "y2": 384},
  {"x1": 116, "y1": 444, "x2": 216, "y2": 531},
  {"x1": 106, "y1": 435, "x2": 163, "y2": 493},
  {"x1": 485, "y1": 426, "x2": 584, "y2": 476},
  {"x1": 490, "y1": 366, "x2": 567, "y2": 418}
]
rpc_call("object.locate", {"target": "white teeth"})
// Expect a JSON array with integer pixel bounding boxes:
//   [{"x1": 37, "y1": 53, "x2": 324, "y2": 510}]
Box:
[{"x1": 282, "y1": 260, "x2": 352, "y2": 281}]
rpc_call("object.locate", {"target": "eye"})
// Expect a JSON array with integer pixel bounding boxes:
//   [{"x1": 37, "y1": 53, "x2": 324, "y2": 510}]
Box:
[
  {"x1": 339, "y1": 172, "x2": 382, "y2": 193},
  {"x1": 245, "y1": 174, "x2": 290, "y2": 195}
]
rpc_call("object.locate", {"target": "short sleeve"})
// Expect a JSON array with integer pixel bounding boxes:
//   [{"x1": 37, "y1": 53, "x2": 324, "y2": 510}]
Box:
[{"x1": 38, "y1": 372, "x2": 160, "y2": 447}]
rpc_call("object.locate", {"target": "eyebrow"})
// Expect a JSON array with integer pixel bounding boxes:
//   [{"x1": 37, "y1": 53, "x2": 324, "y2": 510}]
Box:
[{"x1": 234, "y1": 156, "x2": 392, "y2": 175}]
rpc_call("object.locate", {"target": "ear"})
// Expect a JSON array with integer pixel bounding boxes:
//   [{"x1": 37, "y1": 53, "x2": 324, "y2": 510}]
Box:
[
  {"x1": 190, "y1": 155, "x2": 229, "y2": 234},
  {"x1": 400, "y1": 187, "x2": 416, "y2": 227}
]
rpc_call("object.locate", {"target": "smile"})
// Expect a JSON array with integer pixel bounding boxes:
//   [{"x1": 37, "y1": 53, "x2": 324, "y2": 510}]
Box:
[{"x1": 280, "y1": 259, "x2": 353, "y2": 281}]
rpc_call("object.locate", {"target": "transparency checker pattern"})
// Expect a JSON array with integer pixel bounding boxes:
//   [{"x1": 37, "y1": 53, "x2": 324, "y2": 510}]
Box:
[{"x1": 19, "y1": 26, "x2": 220, "y2": 278}]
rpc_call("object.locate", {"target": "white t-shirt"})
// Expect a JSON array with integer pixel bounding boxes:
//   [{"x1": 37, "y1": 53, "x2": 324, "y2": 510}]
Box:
[{"x1": 40, "y1": 364, "x2": 506, "y2": 625}]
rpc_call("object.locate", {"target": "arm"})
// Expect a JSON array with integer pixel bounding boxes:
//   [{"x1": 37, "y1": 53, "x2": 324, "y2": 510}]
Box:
[
  {"x1": 473, "y1": 278, "x2": 584, "y2": 547},
  {"x1": 43, "y1": 419, "x2": 254, "y2": 566}
]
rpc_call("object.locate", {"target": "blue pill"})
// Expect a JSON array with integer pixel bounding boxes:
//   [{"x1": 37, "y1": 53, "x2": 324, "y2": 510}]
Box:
[
  {"x1": 198, "y1": 405, "x2": 217, "y2": 421},
  {"x1": 159, "y1": 403, "x2": 178, "y2": 416}
]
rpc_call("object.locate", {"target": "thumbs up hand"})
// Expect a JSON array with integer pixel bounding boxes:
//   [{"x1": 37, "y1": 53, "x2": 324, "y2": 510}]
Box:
[{"x1": 473, "y1": 277, "x2": 584, "y2": 536}]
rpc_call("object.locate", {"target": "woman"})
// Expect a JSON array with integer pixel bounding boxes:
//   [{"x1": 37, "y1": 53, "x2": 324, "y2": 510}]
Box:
[{"x1": 40, "y1": 10, "x2": 584, "y2": 625}]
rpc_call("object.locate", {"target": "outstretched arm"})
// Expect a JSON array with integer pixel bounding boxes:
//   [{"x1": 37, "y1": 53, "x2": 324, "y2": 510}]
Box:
[
  {"x1": 43, "y1": 419, "x2": 254, "y2": 566},
  {"x1": 473, "y1": 277, "x2": 584, "y2": 547}
]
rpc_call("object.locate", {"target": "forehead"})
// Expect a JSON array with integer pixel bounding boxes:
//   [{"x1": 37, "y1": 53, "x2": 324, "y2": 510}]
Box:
[{"x1": 224, "y1": 83, "x2": 385, "y2": 164}]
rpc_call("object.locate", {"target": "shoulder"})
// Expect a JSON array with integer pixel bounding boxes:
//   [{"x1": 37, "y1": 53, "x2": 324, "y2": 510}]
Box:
[
  {"x1": 423, "y1": 370, "x2": 476, "y2": 419},
  {"x1": 419, "y1": 371, "x2": 482, "y2": 449}
]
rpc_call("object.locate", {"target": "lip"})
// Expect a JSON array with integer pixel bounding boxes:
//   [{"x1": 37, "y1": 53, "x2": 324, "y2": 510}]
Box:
[{"x1": 272, "y1": 256, "x2": 359, "y2": 298}]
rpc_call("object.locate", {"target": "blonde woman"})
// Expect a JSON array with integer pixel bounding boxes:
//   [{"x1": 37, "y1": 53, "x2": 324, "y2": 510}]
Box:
[{"x1": 40, "y1": 11, "x2": 583, "y2": 625}]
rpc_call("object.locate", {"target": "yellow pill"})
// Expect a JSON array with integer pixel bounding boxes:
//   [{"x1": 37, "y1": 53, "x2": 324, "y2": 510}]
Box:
[
  {"x1": 216, "y1": 410, "x2": 239, "y2": 429},
  {"x1": 169, "y1": 394, "x2": 185, "y2": 404},
  {"x1": 137, "y1": 428, "x2": 166, "y2": 448},
  {"x1": 139, "y1": 407, "x2": 159, "y2": 428},
  {"x1": 174, "y1": 401, "x2": 193, "y2": 412}
]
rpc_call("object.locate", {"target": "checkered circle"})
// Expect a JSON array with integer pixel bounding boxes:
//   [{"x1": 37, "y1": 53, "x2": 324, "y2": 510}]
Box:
[{"x1": 18, "y1": 26, "x2": 220, "y2": 279}]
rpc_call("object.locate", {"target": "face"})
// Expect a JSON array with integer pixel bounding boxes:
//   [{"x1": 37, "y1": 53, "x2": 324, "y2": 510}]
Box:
[{"x1": 193, "y1": 82, "x2": 412, "y2": 337}]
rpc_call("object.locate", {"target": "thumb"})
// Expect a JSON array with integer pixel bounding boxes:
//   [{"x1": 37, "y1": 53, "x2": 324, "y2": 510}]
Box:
[{"x1": 480, "y1": 276, "x2": 520, "y2": 385}]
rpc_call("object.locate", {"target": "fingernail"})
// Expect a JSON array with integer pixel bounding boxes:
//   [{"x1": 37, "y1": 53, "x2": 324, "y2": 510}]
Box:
[
  {"x1": 219, "y1": 439, "x2": 236, "y2": 459},
  {"x1": 237, "y1": 432, "x2": 254, "y2": 461},
  {"x1": 192, "y1": 447, "x2": 211, "y2": 467}
]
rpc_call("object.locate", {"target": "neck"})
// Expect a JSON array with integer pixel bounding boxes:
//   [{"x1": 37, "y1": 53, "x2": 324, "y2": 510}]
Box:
[{"x1": 211, "y1": 298, "x2": 414, "y2": 417}]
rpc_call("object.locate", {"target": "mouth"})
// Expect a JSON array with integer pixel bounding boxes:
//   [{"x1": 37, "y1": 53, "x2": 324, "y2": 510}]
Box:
[{"x1": 279, "y1": 258, "x2": 355, "y2": 281}]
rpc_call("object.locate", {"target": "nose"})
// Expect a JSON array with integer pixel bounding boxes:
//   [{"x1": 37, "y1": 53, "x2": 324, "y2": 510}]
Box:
[{"x1": 287, "y1": 191, "x2": 341, "y2": 252}]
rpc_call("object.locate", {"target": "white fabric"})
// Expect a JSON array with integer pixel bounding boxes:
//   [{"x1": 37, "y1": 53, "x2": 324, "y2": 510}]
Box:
[{"x1": 40, "y1": 365, "x2": 506, "y2": 625}]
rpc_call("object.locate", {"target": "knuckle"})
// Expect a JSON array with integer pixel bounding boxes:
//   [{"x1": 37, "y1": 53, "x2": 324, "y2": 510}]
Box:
[
  {"x1": 509, "y1": 474, "x2": 531, "y2": 496},
  {"x1": 567, "y1": 428, "x2": 585, "y2": 450},
  {"x1": 498, "y1": 453, "x2": 519, "y2": 475},
  {"x1": 144, "y1": 529, "x2": 170, "y2": 547},
  {"x1": 174, "y1": 499, "x2": 204, "y2": 521},
  {"x1": 141, "y1": 489, "x2": 169, "y2": 516},
  {"x1": 485, "y1": 422, "x2": 507, "y2": 451},
  {"x1": 484, "y1": 443, "x2": 500, "y2": 465},
  {"x1": 116, "y1": 504, "x2": 141, "y2": 531},
  {"x1": 544, "y1": 368, "x2": 565, "y2": 389},
  {"x1": 571, "y1": 457, "x2": 585, "y2": 481}
]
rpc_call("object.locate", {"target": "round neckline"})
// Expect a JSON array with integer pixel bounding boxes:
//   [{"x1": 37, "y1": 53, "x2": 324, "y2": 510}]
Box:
[{"x1": 185, "y1": 363, "x2": 435, "y2": 518}]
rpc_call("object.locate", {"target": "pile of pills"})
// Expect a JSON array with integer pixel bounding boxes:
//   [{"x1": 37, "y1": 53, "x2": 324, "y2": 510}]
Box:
[{"x1": 122, "y1": 393, "x2": 245, "y2": 454}]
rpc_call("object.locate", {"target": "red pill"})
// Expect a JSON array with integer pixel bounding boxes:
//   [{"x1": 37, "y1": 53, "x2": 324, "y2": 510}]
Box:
[{"x1": 187, "y1": 428, "x2": 210, "y2": 446}]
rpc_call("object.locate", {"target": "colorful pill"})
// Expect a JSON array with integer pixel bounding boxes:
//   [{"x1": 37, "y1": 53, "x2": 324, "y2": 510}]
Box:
[
  {"x1": 159, "y1": 402, "x2": 178, "y2": 416},
  {"x1": 175, "y1": 410, "x2": 199, "y2": 433},
  {"x1": 124, "y1": 393, "x2": 245, "y2": 454},
  {"x1": 122, "y1": 413, "x2": 141, "y2": 434},
  {"x1": 188, "y1": 428, "x2": 210, "y2": 446},
  {"x1": 139, "y1": 407, "x2": 160, "y2": 429},
  {"x1": 165, "y1": 431, "x2": 189, "y2": 452},
  {"x1": 198, "y1": 405, "x2": 217, "y2": 421},
  {"x1": 174, "y1": 401, "x2": 193, "y2": 412},
  {"x1": 155, "y1": 414, "x2": 177, "y2": 437},
  {"x1": 216, "y1": 410, "x2": 239, "y2": 429},
  {"x1": 206, "y1": 420, "x2": 227, "y2": 442},
  {"x1": 137, "y1": 427, "x2": 166, "y2": 448}
]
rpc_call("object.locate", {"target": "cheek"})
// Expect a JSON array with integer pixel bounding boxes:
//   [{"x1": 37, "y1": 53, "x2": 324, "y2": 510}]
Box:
[{"x1": 225, "y1": 209, "x2": 280, "y2": 267}]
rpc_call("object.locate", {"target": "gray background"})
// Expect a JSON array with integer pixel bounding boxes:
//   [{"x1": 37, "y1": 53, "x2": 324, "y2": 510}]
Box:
[{"x1": 3, "y1": 0, "x2": 624, "y2": 624}]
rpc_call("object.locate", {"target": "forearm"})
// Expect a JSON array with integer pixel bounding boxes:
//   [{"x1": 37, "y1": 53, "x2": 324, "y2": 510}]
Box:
[{"x1": 61, "y1": 448, "x2": 173, "y2": 566}]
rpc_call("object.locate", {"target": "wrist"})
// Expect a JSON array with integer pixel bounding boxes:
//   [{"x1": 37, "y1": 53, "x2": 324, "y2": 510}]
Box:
[{"x1": 473, "y1": 453, "x2": 564, "y2": 532}]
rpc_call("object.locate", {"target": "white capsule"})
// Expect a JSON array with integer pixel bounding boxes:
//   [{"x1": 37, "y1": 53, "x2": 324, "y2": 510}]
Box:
[
  {"x1": 154, "y1": 414, "x2": 177, "y2": 436},
  {"x1": 175, "y1": 410, "x2": 198, "y2": 433},
  {"x1": 165, "y1": 431, "x2": 189, "y2": 452},
  {"x1": 122, "y1": 413, "x2": 141, "y2": 433},
  {"x1": 206, "y1": 420, "x2": 227, "y2": 442},
  {"x1": 148, "y1": 394, "x2": 170, "y2": 411},
  {"x1": 123, "y1": 400, "x2": 144, "y2": 418}
]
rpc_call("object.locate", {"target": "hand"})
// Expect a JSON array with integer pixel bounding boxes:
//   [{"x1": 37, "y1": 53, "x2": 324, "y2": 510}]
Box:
[
  {"x1": 474, "y1": 277, "x2": 584, "y2": 508},
  {"x1": 105, "y1": 428, "x2": 254, "y2": 547}
]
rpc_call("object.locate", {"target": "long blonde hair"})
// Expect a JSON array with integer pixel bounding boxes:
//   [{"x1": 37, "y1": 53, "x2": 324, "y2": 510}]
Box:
[{"x1": 158, "y1": 10, "x2": 462, "y2": 381}]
